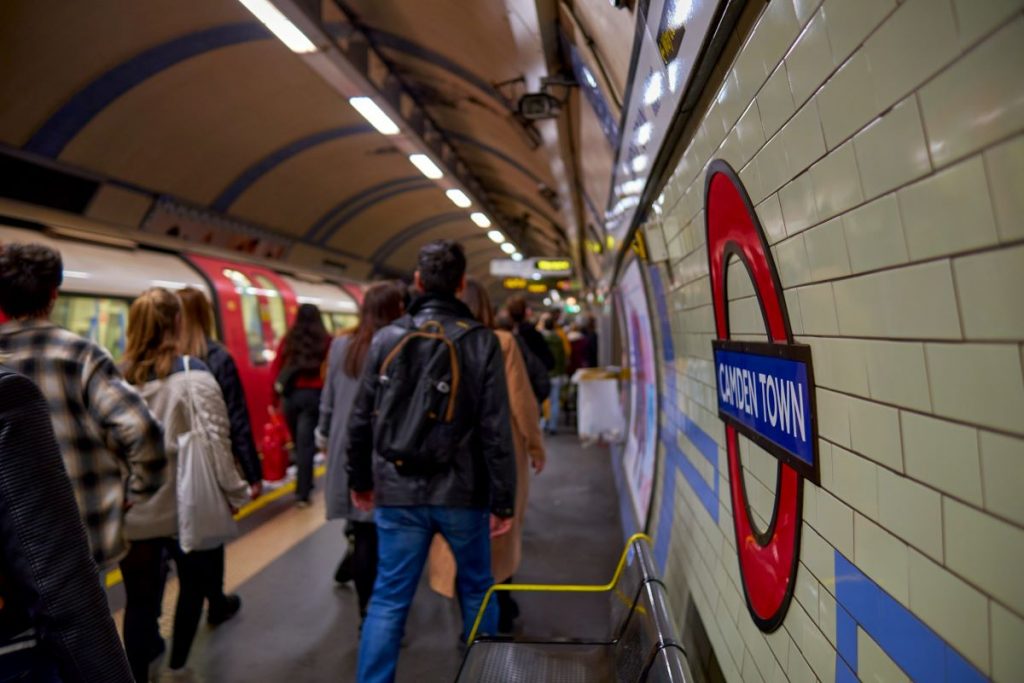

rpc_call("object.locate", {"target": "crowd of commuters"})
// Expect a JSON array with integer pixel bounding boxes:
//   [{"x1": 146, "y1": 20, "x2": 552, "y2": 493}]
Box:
[{"x1": 0, "y1": 237, "x2": 597, "y2": 682}]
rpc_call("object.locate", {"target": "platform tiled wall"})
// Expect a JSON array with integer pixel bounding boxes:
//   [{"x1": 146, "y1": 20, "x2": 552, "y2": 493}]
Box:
[{"x1": 640, "y1": 0, "x2": 1024, "y2": 681}]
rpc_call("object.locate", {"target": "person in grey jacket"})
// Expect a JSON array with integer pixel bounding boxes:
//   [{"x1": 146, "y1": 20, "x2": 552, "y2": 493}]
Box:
[
  {"x1": 316, "y1": 281, "x2": 405, "y2": 618},
  {"x1": 0, "y1": 365, "x2": 133, "y2": 682},
  {"x1": 120, "y1": 288, "x2": 249, "y2": 683}
]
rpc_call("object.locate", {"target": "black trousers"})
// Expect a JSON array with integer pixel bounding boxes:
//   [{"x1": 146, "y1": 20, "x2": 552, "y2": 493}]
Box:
[
  {"x1": 120, "y1": 539, "x2": 229, "y2": 679},
  {"x1": 283, "y1": 388, "x2": 321, "y2": 502},
  {"x1": 351, "y1": 521, "x2": 378, "y2": 616}
]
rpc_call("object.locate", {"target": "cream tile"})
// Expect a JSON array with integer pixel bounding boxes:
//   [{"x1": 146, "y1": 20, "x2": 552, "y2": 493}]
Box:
[
  {"x1": 816, "y1": 489, "x2": 855, "y2": 558},
  {"x1": 717, "y1": 70, "x2": 747, "y2": 135},
  {"x1": 736, "y1": 101, "x2": 767, "y2": 168},
  {"x1": 853, "y1": 95, "x2": 931, "y2": 200},
  {"x1": 980, "y1": 431, "x2": 1024, "y2": 526},
  {"x1": 821, "y1": 0, "x2": 896, "y2": 65},
  {"x1": 784, "y1": 289, "x2": 805, "y2": 336},
  {"x1": 755, "y1": 194, "x2": 787, "y2": 245},
  {"x1": 779, "y1": 172, "x2": 820, "y2": 236},
  {"x1": 926, "y1": 343, "x2": 1024, "y2": 434},
  {"x1": 830, "y1": 445, "x2": 879, "y2": 518},
  {"x1": 907, "y1": 549, "x2": 991, "y2": 674},
  {"x1": 786, "y1": 9, "x2": 835, "y2": 105},
  {"x1": 832, "y1": 261, "x2": 962, "y2": 339},
  {"x1": 858, "y1": 629, "x2": 910, "y2": 683},
  {"x1": 952, "y1": 0, "x2": 1024, "y2": 48},
  {"x1": 944, "y1": 497, "x2": 1024, "y2": 614},
  {"x1": 897, "y1": 156, "x2": 999, "y2": 260},
  {"x1": 863, "y1": 0, "x2": 960, "y2": 109},
  {"x1": 809, "y1": 140, "x2": 864, "y2": 220},
  {"x1": 877, "y1": 467, "x2": 943, "y2": 561},
  {"x1": 807, "y1": 337, "x2": 869, "y2": 396},
  {"x1": 774, "y1": 235, "x2": 812, "y2": 287},
  {"x1": 796, "y1": 283, "x2": 839, "y2": 335},
  {"x1": 740, "y1": 156, "x2": 765, "y2": 205},
  {"x1": 727, "y1": 257, "x2": 757, "y2": 300},
  {"x1": 757, "y1": 63, "x2": 796, "y2": 140},
  {"x1": 841, "y1": 194, "x2": 909, "y2": 273},
  {"x1": 779, "y1": 100, "x2": 827, "y2": 177},
  {"x1": 983, "y1": 133, "x2": 1024, "y2": 241},
  {"x1": 855, "y1": 512, "x2": 909, "y2": 605},
  {"x1": 920, "y1": 18, "x2": 1024, "y2": 167},
  {"x1": 991, "y1": 602, "x2": 1024, "y2": 683},
  {"x1": 817, "y1": 388, "x2": 851, "y2": 448},
  {"x1": 862, "y1": 340, "x2": 931, "y2": 412},
  {"x1": 902, "y1": 410, "x2": 983, "y2": 504},
  {"x1": 801, "y1": 523, "x2": 837, "y2": 589},
  {"x1": 793, "y1": 562, "x2": 821, "y2": 623},
  {"x1": 757, "y1": 134, "x2": 791, "y2": 197},
  {"x1": 818, "y1": 587, "x2": 837, "y2": 646},
  {"x1": 815, "y1": 50, "x2": 879, "y2": 149},
  {"x1": 954, "y1": 244, "x2": 1024, "y2": 341},
  {"x1": 786, "y1": 637, "x2": 817, "y2": 683},
  {"x1": 803, "y1": 217, "x2": 851, "y2": 280},
  {"x1": 749, "y1": 0, "x2": 802, "y2": 79},
  {"x1": 848, "y1": 397, "x2": 902, "y2": 470},
  {"x1": 733, "y1": 43, "x2": 771, "y2": 108}
]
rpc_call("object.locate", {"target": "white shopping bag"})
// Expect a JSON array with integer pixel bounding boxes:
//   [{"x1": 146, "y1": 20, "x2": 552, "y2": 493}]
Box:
[
  {"x1": 177, "y1": 357, "x2": 239, "y2": 553},
  {"x1": 573, "y1": 369, "x2": 626, "y2": 445}
]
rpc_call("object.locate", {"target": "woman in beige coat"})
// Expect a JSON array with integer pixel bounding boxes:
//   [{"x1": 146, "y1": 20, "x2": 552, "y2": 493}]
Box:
[{"x1": 428, "y1": 277, "x2": 546, "y2": 633}]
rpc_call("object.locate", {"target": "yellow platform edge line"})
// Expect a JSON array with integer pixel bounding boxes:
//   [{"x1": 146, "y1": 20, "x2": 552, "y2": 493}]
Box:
[{"x1": 105, "y1": 464, "x2": 327, "y2": 589}]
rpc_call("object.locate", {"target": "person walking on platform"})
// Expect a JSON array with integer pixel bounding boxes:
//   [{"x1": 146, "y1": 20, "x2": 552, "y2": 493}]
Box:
[
  {"x1": 506, "y1": 295, "x2": 554, "y2": 372},
  {"x1": 0, "y1": 242, "x2": 166, "y2": 569},
  {"x1": 121, "y1": 288, "x2": 250, "y2": 683},
  {"x1": 347, "y1": 240, "x2": 516, "y2": 683},
  {"x1": 178, "y1": 287, "x2": 263, "y2": 626},
  {"x1": 271, "y1": 303, "x2": 330, "y2": 507},
  {"x1": 0, "y1": 365, "x2": 134, "y2": 682},
  {"x1": 540, "y1": 315, "x2": 568, "y2": 435},
  {"x1": 497, "y1": 310, "x2": 550, "y2": 406},
  {"x1": 316, "y1": 281, "x2": 405, "y2": 619},
  {"x1": 428, "y1": 278, "x2": 546, "y2": 632}
]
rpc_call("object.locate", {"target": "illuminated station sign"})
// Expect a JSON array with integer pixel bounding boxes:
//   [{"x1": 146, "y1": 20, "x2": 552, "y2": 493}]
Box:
[{"x1": 491, "y1": 257, "x2": 573, "y2": 280}]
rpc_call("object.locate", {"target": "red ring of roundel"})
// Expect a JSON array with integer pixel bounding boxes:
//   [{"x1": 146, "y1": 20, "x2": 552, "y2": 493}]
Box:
[{"x1": 704, "y1": 159, "x2": 803, "y2": 633}]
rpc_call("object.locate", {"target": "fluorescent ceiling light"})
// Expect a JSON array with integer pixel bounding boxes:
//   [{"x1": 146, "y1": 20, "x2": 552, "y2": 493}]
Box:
[
  {"x1": 409, "y1": 153, "x2": 443, "y2": 179},
  {"x1": 511, "y1": 252, "x2": 523, "y2": 262},
  {"x1": 500, "y1": 242, "x2": 516, "y2": 254},
  {"x1": 487, "y1": 230, "x2": 505, "y2": 243},
  {"x1": 446, "y1": 189, "x2": 472, "y2": 208},
  {"x1": 470, "y1": 212, "x2": 491, "y2": 228},
  {"x1": 237, "y1": 0, "x2": 317, "y2": 53},
  {"x1": 349, "y1": 97, "x2": 400, "y2": 135}
]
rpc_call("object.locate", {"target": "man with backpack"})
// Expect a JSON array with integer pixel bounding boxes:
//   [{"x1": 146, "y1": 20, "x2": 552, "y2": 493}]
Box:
[{"x1": 347, "y1": 240, "x2": 516, "y2": 683}]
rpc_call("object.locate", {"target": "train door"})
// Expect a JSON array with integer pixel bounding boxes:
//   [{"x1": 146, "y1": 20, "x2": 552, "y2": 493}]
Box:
[{"x1": 185, "y1": 254, "x2": 298, "y2": 449}]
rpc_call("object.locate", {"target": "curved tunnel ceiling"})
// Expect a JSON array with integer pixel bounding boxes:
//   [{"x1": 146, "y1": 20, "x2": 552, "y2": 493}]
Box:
[{"x1": 0, "y1": 0, "x2": 585, "y2": 281}]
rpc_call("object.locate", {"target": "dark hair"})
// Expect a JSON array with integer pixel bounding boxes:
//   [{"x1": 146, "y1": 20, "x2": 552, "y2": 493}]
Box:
[
  {"x1": 0, "y1": 243, "x2": 63, "y2": 318},
  {"x1": 506, "y1": 295, "x2": 527, "y2": 323},
  {"x1": 543, "y1": 315, "x2": 556, "y2": 331},
  {"x1": 460, "y1": 277, "x2": 494, "y2": 328},
  {"x1": 282, "y1": 303, "x2": 330, "y2": 372},
  {"x1": 416, "y1": 240, "x2": 466, "y2": 295},
  {"x1": 495, "y1": 310, "x2": 514, "y2": 332},
  {"x1": 344, "y1": 281, "x2": 405, "y2": 378}
]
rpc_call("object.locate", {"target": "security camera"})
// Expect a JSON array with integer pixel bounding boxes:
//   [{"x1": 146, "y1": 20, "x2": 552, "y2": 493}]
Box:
[{"x1": 517, "y1": 93, "x2": 562, "y2": 120}]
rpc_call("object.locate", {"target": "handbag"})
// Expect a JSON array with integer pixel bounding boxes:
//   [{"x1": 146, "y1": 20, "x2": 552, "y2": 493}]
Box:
[{"x1": 177, "y1": 356, "x2": 239, "y2": 553}]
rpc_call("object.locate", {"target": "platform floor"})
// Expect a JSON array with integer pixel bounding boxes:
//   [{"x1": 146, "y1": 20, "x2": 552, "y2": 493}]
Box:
[{"x1": 110, "y1": 432, "x2": 624, "y2": 682}]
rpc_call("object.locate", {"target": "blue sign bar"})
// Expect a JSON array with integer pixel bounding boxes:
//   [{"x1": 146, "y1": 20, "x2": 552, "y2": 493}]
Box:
[{"x1": 712, "y1": 341, "x2": 817, "y2": 480}]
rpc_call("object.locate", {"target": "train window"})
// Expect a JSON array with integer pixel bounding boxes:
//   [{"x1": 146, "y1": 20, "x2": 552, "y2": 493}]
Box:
[
  {"x1": 321, "y1": 312, "x2": 335, "y2": 334},
  {"x1": 332, "y1": 313, "x2": 358, "y2": 331},
  {"x1": 222, "y1": 269, "x2": 269, "y2": 366},
  {"x1": 251, "y1": 274, "x2": 288, "y2": 348},
  {"x1": 52, "y1": 295, "x2": 130, "y2": 360}
]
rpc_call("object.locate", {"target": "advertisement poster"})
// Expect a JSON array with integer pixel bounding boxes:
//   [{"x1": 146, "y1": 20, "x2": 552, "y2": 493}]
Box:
[{"x1": 618, "y1": 259, "x2": 658, "y2": 524}]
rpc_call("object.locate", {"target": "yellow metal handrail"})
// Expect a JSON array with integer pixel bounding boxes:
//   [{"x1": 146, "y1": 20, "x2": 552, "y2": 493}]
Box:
[{"x1": 466, "y1": 532, "x2": 653, "y2": 643}]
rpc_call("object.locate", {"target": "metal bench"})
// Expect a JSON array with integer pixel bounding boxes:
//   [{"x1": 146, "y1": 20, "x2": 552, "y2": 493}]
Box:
[{"x1": 456, "y1": 534, "x2": 692, "y2": 683}]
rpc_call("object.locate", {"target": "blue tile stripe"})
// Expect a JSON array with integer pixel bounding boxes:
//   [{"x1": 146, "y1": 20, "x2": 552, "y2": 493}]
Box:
[
  {"x1": 25, "y1": 22, "x2": 270, "y2": 158},
  {"x1": 647, "y1": 265, "x2": 720, "y2": 574},
  {"x1": 833, "y1": 551, "x2": 987, "y2": 683}
]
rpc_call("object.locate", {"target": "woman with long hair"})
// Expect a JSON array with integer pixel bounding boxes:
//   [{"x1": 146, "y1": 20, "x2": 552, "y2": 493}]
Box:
[
  {"x1": 316, "y1": 281, "x2": 405, "y2": 619},
  {"x1": 177, "y1": 287, "x2": 262, "y2": 627},
  {"x1": 429, "y1": 277, "x2": 546, "y2": 632},
  {"x1": 120, "y1": 288, "x2": 249, "y2": 682},
  {"x1": 270, "y1": 303, "x2": 330, "y2": 506}
]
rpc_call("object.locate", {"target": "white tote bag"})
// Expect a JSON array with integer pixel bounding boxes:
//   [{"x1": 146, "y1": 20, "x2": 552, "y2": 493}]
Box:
[{"x1": 177, "y1": 356, "x2": 239, "y2": 553}]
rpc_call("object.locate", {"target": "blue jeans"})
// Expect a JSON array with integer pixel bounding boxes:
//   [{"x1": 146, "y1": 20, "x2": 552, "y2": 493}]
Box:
[
  {"x1": 543, "y1": 375, "x2": 565, "y2": 432},
  {"x1": 357, "y1": 506, "x2": 497, "y2": 683}
]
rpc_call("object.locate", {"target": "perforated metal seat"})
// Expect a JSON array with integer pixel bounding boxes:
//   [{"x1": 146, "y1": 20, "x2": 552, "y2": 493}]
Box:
[{"x1": 455, "y1": 535, "x2": 692, "y2": 683}]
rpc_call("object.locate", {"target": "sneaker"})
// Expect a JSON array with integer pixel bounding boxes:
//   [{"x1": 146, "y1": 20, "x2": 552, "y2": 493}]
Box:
[
  {"x1": 296, "y1": 499, "x2": 310, "y2": 509},
  {"x1": 207, "y1": 594, "x2": 241, "y2": 626}
]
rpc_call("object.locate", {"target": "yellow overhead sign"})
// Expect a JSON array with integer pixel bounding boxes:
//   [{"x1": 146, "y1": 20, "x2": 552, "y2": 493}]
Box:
[
  {"x1": 527, "y1": 283, "x2": 548, "y2": 293},
  {"x1": 535, "y1": 259, "x2": 572, "y2": 272},
  {"x1": 503, "y1": 277, "x2": 528, "y2": 290}
]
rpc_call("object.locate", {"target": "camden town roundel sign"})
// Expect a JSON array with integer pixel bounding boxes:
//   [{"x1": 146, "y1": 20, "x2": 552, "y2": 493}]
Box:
[{"x1": 704, "y1": 159, "x2": 819, "y2": 632}]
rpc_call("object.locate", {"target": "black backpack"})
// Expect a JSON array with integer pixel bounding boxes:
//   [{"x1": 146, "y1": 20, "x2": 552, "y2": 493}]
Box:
[{"x1": 373, "y1": 317, "x2": 481, "y2": 473}]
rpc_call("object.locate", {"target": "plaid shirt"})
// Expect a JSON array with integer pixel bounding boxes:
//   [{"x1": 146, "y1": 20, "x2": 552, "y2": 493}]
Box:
[{"x1": 0, "y1": 319, "x2": 166, "y2": 567}]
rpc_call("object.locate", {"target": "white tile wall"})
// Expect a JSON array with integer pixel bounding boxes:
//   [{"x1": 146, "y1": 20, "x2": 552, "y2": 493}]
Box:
[
  {"x1": 901, "y1": 410, "x2": 983, "y2": 505},
  {"x1": 954, "y1": 245, "x2": 1024, "y2": 340},
  {"x1": 815, "y1": 49, "x2": 877, "y2": 149},
  {"x1": 979, "y1": 430, "x2": 1024, "y2": 527},
  {"x1": 821, "y1": 0, "x2": 895, "y2": 66},
  {"x1": 809, "y1": 141, "x2": 863, "y2": 221},
  {"x1": 925, "y1": 343, "x2": 1024, "y2": 434},
  {"x1": 854, "y1": 513, "x2": 909, "y2": 605},
  {"x1": 853, "y1": 95, "x2": 931, "y2": 200},
  {"x1": 944, "y1": 498, "x2": 1024, "y2": 614},
  {"x1": 816, "y1": 489, "x2": 855, "y2": 558},
  {"x1": 862, "y1": 340, "x2": 931, "y2": 412},
  {"x1": 802, "y1": 217, "x2": 850, "y2": 280},
  {"x1": 778, "y1": 172, "x2": 819, "y2": 236},
  {"x1": 785, "y1": 9, "x2": 833, "y2": 105},
  {"x1": 983, "y1": 134, "x2": 1024, "y2": 241},
  {"x1": 990, "y1": 602, "x2": 1024, "y2": 683},
  {"x1": 841, "y1": 194, "x2": 909, "y2": 273},
  {"x1": 795, "y1": 283, "x2": 839, "y2": 335},
  {"x1": 952, "y1": 0, "x2": 1024, "y2": 47},
  {"x1": 848, "y1": 395, "x2": 903, "y2": 470},
  {"x1": 758, "y1": 63, "x2": 797, "y2": 140},
  {"x1": 857, "y1": 629, "x2": 909, "y2": 683},
  {"x1": 877, "y1": 466, "x2": 943, "y2": 561},
  {"x1": 830, "y1": 444, "x2": 879, "y2": 518},
  {"x1": 755, "y1": 193, "x2": 787, "y2": 245}
]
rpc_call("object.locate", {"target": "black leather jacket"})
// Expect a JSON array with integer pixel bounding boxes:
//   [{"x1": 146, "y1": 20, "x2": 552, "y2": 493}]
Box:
[
  {"x1": 0, "y1": 366, "x2": 132, "y2": 682},
  {"x1": 346, "y1": 293, "x2": 516, "y2": 517}
]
